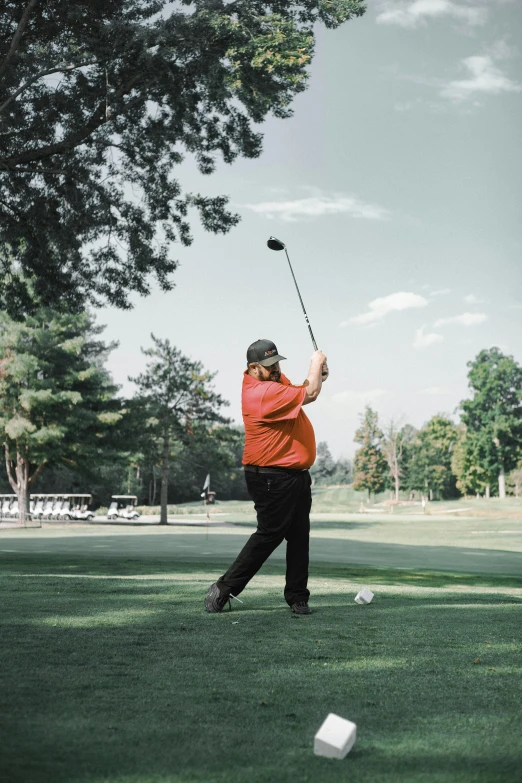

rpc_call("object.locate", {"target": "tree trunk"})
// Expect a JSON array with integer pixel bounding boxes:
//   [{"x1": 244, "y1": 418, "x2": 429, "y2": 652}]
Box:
[
  {"x1": 149, "y1": 469, "x2": 158, "y2": 506},
  {"x1": 4, "y1": 446, "x2": 30, "y2": 526},
  {"x1": 394, "y1": 472, "x2": 399, "y2": 503},
  {"x1": 485, "y1": 484, "x2": 490, "y2": 499},
  {"x1": 160, "y1": 429, "x2": 169, "y2": 525},
  {"x1": 498, "y1": 461, "x2": 506, "y2": 499}
]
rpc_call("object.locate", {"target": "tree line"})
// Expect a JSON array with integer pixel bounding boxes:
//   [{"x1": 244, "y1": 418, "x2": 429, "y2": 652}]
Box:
[
  {"x1": 1, "y1": 308, "x2": 520, "y2": 526},
  {"x1": 353, "y1": 348, "x2": 522, "y2": 501},
  {"x1": 0, "y1": 307, "x2": 249, "y2": 525}
]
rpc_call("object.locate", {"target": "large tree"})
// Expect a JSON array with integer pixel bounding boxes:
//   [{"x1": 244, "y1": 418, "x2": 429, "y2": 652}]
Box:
[
  {"x1": 451, "y1": 425, "x2": 490, "y2": 498},
  {"x1": 459, "y1": 348, "x2": 522, "y2": 499},
  {"x1": 353, "y1": 406, "x2": 386, "y2": 499},
  {"x1": 404, "y1": 415, "x2": 458, "y2": 500},
  {"x1": 130, "y1": 334, "x2": 229, "y2": 523},
  {"x1": 0, "y1": 0, "x2": 365, "y2": 316},
  {"x1": 0, "y1": 308, "x2": 122, "y2": 524}
]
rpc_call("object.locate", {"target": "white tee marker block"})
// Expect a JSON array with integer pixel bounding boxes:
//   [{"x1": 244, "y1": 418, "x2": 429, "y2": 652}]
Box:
[
  {"x1": 314, "y1": 713, "x2": 357, "y2": 759},
  {"x1": 354, "y1": 587, "x2": 374, "y2": 605}
]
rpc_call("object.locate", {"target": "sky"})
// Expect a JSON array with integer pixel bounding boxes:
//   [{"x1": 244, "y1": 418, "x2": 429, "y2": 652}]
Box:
[{"x1": 98, "y1": 0, "x2": 522, "y2": 460}]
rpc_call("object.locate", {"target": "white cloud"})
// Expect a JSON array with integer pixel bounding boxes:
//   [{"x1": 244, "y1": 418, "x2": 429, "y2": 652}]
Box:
[
  {"x1": 332, "y1": 389, "x2": 387, "y2": 404},
  {"x1": 241, "y1": 195, "x2": 390, "y2": 222},
  {"x1": 413, "y1": 326, "x2": 444, "y2": 349},
  {"x1": 376, "y1": 1, "x2": 487, "y2": 29},
  {"x1": 441, "y1": 56, "x2": 521, "y2": 102},
  {"x1": 422, "y1": 386, "x2": 452, "y2": 395},
  {"x1": 485, "y1": 39, "x2": 517, "y2": 62},
  {"x1": 342, "y1": 292, "x2": 428, "y2": 326},
  {"x1": 434, "y1": 312, "x2": 488, "y2": 327},
  {"x1": 429, "y1": 288, "x2": 452, "y2": 297},
  {"x1": 463, "y1": 294, "x2": 484, "y2": 304}
]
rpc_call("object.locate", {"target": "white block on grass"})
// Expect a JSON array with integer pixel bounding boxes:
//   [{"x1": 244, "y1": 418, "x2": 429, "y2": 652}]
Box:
[
  {"x1": 354, "y1": 587, "x2": 374, "y2": 605},
  {"x1": 314, "y1": 713, "x2": 357, "y2": 759}
]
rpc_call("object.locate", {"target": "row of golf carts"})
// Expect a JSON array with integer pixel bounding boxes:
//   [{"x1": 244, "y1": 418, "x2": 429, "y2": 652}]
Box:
[{"x1": 0, "y1": 494, "x2": 140, "y2": 521}]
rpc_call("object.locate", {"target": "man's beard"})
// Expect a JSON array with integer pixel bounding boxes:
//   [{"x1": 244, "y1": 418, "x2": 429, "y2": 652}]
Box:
[{"x1": 269, "y1": 370, "x2": 281, "y2": 382}]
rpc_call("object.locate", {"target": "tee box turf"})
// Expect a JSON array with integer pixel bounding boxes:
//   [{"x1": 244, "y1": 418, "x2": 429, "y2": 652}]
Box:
[{"x1": 314, "y1": 713, "x2": 357, "y2": 759}]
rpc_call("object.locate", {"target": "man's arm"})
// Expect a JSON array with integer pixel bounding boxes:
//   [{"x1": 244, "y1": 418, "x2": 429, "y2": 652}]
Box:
[{"x1": 302, "y1": 350, "x2": 327, "y2": 405}]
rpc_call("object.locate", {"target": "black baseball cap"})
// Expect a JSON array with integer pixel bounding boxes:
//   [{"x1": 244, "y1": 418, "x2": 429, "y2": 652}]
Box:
[{"x1": 247, "y1": 339, "x2": 286, "y2": 367}]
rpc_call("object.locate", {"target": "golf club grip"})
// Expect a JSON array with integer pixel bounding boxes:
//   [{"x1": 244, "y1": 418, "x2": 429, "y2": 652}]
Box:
[
  {"x1": 309, "y1": 328, "x2": 327, "y2": 378},
  {"x1": 322, "y1": 359, "x2": 328, "y2": 380}
]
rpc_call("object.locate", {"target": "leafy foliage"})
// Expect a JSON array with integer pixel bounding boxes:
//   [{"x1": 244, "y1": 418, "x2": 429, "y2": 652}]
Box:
[
  {"x1": 506, "y1": 459, "x2": 522, "y2": 498},
  {"x1": 403, "y1": 416, "x2": 459, "y2": 500},
  {"x1": 458, "y1": 348, "x2": 522, "y2": 495},
  {"x1": 0, "y1": 0, "x2": 365, "y2": 315},
  {"x1": 451, "y1": 425, "x2": 490, "y2": 497}
]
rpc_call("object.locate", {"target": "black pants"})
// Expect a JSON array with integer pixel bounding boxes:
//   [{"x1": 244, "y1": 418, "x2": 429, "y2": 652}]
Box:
[{"x1": 216, "y1": 468, "x2": 312, "y2": 606}]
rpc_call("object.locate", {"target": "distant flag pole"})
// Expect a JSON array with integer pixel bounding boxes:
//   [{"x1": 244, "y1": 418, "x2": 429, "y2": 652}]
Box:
[{"x1": 201, "y1": 473, "x2": 210, "y2": 538}]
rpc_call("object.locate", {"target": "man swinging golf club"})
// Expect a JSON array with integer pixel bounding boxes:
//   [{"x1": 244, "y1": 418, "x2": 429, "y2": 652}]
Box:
[{"x1": 205, "y1": 338, "x2": 328, "y2": 615}]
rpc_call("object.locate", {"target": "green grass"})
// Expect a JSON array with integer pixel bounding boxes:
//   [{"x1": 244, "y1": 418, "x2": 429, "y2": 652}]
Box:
[
  {"x1": 1, "y1": 518, "x2": 522, "y2": 783},
  {"x1": 95, "y1": 489, "x2": 522, "y2": 519}
]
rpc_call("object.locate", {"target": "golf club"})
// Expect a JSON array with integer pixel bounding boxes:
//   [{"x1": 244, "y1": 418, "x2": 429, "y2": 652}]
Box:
[{"x1": 267, "y1": 236, "x2": 328, "y2": 378}]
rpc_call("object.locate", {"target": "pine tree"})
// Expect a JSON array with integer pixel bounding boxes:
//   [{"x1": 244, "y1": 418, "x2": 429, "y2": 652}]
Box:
[
  {"x1": 311, "y1": 441, "x2": 336, "y2": 485},
  {"x1": 130, "y1": 335, "x2": 229, "y2": 523},
  {"x1": 353, "y1": 406, "x2": 386, "y2": 499},
  {"x1": 0, "y1": 308, "x2": 121, "y2": 524}
]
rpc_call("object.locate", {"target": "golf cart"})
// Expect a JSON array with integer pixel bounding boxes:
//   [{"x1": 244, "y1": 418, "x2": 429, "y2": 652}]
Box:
[
  {"x1": 107, "y1": 496, "x2": 140, "y2": 521},
  {"x1": 0, "y1": 495, "x2": 17, "y2": 519},
  {"x1": 63, "y1": 494, "x2": 94, "y2": 521}
]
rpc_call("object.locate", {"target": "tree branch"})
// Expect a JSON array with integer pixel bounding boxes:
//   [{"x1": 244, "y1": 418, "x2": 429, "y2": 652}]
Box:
[
  {"x1": 1, "y1": 78, "x2": 146, "y2": 167},
  {"x1": 28, "y1": 460, "x2": 45, "y2": 485},
  {"x1": 0, "y1": 0, "x2": 38, "y2": 81},
  {"x1": 0, "y1": 59, "x2": 101, "y2": 116},
  {"x1": 1, "y1": 166, "x2": 68, "y2": 175},
  {"x1": 0, "y1": 196, "x2": 24, "y2": 218}
]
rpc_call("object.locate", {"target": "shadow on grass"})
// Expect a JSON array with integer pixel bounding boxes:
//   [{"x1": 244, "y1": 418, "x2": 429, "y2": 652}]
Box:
[
  {"x1": 2, "y1": 549, "x2": 522, "y2": 590},
  {"x1": 232, "y1": 519, "x2": 376, "y2": 531},
  {"x1": 3, "y1": 528, "x2": 522, "y2": 583},
  {"x1": 1, "y1": 561, "x2": 521, "y2": 783}
]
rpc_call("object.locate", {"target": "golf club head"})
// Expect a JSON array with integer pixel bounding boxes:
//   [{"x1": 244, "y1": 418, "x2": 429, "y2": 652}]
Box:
[{"x1": 267, "y1": 236, "x2": 285, "y2": 251}]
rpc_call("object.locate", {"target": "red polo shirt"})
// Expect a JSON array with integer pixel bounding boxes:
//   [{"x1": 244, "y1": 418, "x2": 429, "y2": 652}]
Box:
[{"x1": 241, "y1": 371, "x2": 316, "y2": 469}]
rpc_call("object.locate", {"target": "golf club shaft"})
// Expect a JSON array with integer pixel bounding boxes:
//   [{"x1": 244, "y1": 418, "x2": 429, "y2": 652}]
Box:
[{"x1": 283, "y1": 248, "x2": 318, "y2": 352}]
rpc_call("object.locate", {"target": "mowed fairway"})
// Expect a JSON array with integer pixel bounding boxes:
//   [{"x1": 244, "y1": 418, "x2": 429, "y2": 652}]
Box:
[{"x1": 1, "y1": 507, "x2": 521, "y2": 783}]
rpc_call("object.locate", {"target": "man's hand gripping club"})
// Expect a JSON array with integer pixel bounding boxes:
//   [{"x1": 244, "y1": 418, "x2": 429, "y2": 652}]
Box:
[{"x1": 302, "y1": 350, "x2": 328, "y2": 405}]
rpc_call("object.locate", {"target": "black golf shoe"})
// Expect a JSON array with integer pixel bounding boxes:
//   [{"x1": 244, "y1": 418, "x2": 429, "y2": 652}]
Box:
[
  {"x1": 205, "y1": 582, "x2": 232, "y2": 613},
  {"x1": 291, "y1": 601, "x2": 312, "y2": 615}
]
